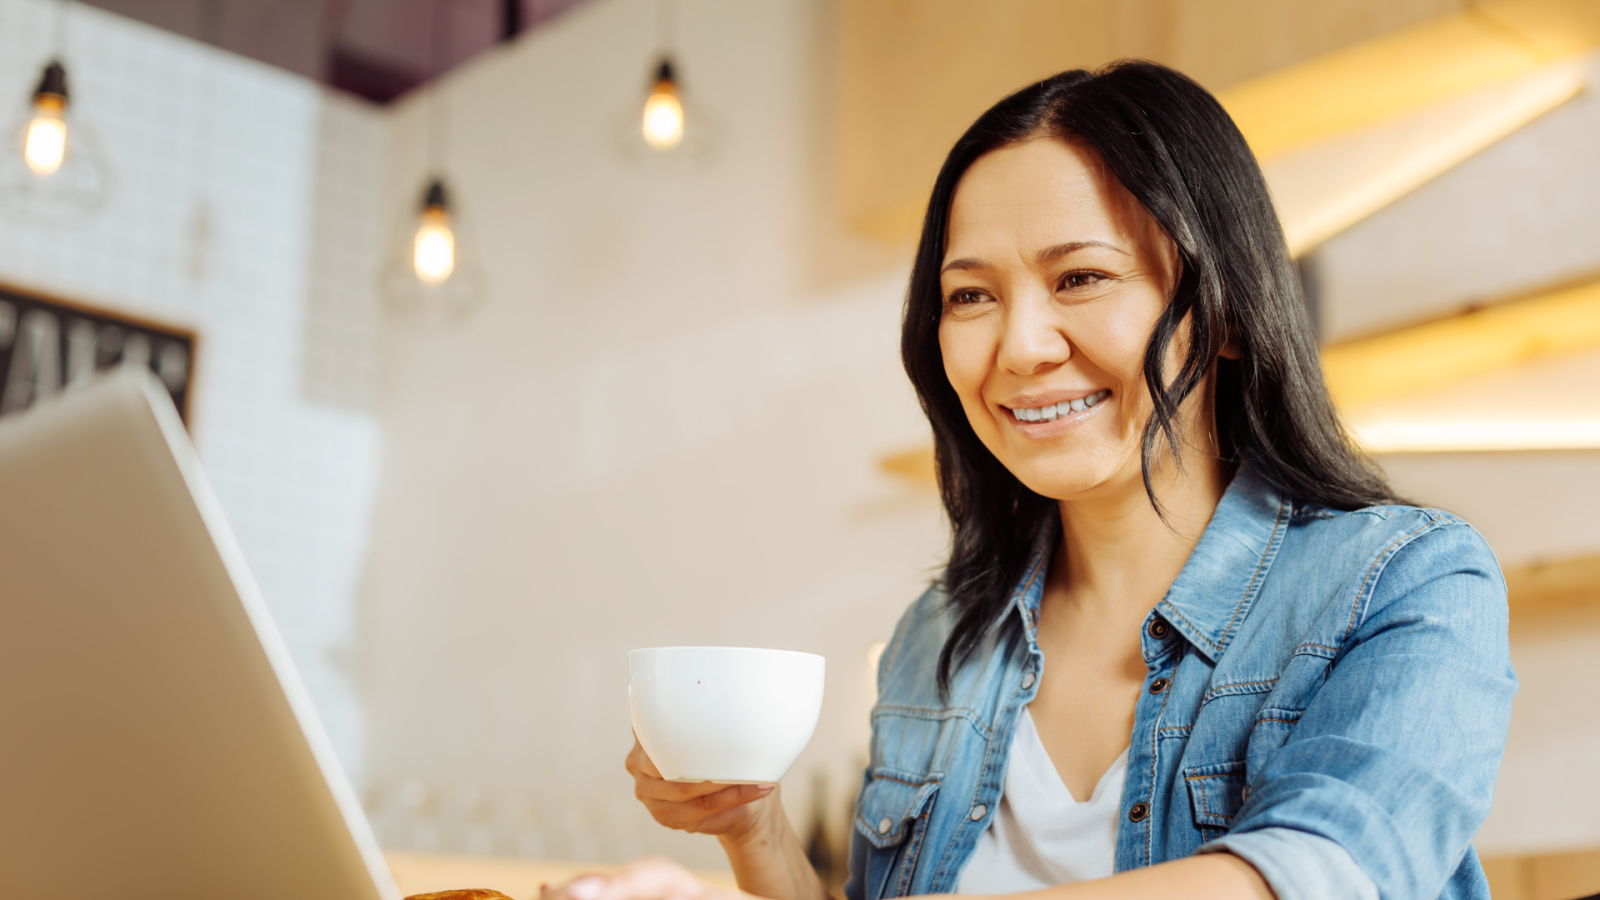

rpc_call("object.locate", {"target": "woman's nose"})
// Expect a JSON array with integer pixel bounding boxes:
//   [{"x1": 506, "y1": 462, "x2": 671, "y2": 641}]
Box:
[{"x1": 996, "y1": 291, "x2": 1071, "y2": 376}]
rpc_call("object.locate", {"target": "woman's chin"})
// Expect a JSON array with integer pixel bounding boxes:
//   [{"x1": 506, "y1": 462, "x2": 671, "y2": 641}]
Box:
[{"x1": 1011, "y1": 456, "x2": 1134, "y2": 502}]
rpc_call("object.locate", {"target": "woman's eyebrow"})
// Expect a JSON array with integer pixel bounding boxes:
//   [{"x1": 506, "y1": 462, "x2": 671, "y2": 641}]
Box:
[
  {"x1": 940, "y1": 257, "x2": 988, "y2": 275},
  {"x1": 940, "y1": 240, "x2": 1130, "y2": 276},
  {"x1": 1036, "y1": 240, "x2": 1130, "y2": 263}
]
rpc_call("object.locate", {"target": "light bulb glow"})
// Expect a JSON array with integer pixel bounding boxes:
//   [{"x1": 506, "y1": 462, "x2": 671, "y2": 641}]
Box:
[
  {"x1": 24, "y1": 96, "x2": 66, "y2": 177},
  {"x1": 413, "y1": 208, "x2": 456, "y2": 284},
  {"x1": 642, "y1": 83, "x2": 684, "y2": 151}
]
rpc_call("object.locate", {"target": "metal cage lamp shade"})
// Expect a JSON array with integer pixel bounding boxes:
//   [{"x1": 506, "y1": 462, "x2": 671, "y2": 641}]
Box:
[
  {"x1": 383, "y1": 175, "x2": 485, "y2": 322},
  {"x1": 0, "y1": 58, "x2": 111, "y2": 221}
]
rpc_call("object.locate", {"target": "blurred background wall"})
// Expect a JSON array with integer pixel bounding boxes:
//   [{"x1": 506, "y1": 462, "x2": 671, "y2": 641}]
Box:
[
  {"x1": 2, "y1": 0, "x2": 1599, "y2": 895},
  {"x1": 0, "y1": 0, "x2": 385, "y2": 780},
  {"x1": 363, "y1": 0, "x2": 942, "y2": 868}
]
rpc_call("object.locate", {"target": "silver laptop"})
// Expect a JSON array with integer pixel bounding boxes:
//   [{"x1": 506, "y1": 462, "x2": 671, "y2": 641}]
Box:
[{"x1": 0, "y1": 371, "x2": 400, "y2": 900}]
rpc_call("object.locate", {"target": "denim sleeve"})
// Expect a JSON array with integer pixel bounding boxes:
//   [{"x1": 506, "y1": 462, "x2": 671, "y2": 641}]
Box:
[
  {"x1": 1207, "y1": 520, "x2": 1516, "y2": 899},
  {"x1": 1199, "y1": 826, "x2": 1377, "y2": 900}
]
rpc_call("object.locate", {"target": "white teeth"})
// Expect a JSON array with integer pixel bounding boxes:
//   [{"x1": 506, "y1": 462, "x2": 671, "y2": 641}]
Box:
[{"x1": 1014, "y1": 390, "x2": 1111, "y2": 423}]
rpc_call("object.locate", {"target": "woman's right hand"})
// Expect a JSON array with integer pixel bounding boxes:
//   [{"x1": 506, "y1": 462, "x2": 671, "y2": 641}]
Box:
[{"x1": 625, "y1": 737, "x2": 780, "y2": 841}]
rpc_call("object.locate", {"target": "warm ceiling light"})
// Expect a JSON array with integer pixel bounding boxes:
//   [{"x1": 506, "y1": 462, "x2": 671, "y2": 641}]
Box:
[
  {"x1": 385, "y1": 173, "x2": 482, "y2": 320},
  {"x1": 23, "y1": 62, "x2": 69, "y2": 177},
  {"x1": 412, "y1": 180, "x2": 456, "y2": 285},
  {"x1": 641, "y1": 60, "x2": 685, "y2": 152},
  {"x1": 1322, "y1": 278, "x2": 1600, "y2": 408},
  {"x1": 1, "y1": 55, "x2": 111, "y2": 220},
  {"x1": 24, "y1": 94, "x2": 67, "y2": 177}
]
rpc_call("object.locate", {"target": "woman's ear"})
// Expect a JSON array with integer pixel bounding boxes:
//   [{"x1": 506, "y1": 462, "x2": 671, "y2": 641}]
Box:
[{"x1": 1219, "y1": 332, "x2": 1241, "y2": 360}]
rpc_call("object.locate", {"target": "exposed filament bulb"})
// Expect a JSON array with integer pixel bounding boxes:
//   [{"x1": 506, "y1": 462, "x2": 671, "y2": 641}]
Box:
[
  {"x1": 641, "y1": 60, "x2": 684, "y2": 152},
  {"x1": 413, "y1": 205, "x2": 455, "y2": 284},
  {"x1": 24, "y1": 94, "x2": 66, "y2": 177},
  {"x1": 23, "y1": 61, "x2": 71, "y2": 177}
]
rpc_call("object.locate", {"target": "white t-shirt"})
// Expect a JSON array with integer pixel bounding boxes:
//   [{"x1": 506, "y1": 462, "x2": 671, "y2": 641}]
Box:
[{"x1": 955, "y1": 708, "x2": 1126, "y2": 893}]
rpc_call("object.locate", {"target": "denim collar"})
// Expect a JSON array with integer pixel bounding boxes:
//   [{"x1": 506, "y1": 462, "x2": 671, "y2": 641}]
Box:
[
  {"x1": 1156, "y1": 465, "x2": 1290, "y2": 664},
  {"x1": 1007, "y1": 465, "x2": 1291, "y2": 665}
]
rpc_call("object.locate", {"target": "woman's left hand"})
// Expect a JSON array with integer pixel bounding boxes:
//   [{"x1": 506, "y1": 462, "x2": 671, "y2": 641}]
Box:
[{"x1": 541, "y1": 857, "x2": 748, "y2": 900}]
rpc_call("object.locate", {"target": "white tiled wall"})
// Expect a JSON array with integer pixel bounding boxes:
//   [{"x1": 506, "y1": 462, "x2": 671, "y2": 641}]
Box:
[{"x1": 0, "y1": 0, "x2": 384, "y2": 781}]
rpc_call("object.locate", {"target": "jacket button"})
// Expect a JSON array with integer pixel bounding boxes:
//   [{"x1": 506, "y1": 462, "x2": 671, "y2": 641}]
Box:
[
  {"x1": 1128, "y1": 802, "x2": 1150, "y2": 822},
  {"x1": 1148, "y1": 619, "x2": 1171, "y2": 640},
  {"x1": 1021, "y1": 671, "x2": 1036, "y2": 690},
  {"x1": 877, "y1": 817, "x2": 892, "y2": 834},
  {"x1": 970, "y1": 804, "x2": 987, "y2": 821},
  {"x1": 1149, "y1": 677, "x2": 1169, "y2": 695}
]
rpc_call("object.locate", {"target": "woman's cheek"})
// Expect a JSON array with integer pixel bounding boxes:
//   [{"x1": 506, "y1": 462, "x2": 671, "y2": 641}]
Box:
[
  {"x1": 939, "y1": 321, "x2": 989, "y2": 399},
  {"x1": 940, "y1": 321, "x2": 1007, "y2": 448}
]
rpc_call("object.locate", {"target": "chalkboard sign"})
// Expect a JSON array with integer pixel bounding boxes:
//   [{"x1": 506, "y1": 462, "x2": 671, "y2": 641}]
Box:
[{"x1": 0, "y1": 283, "x2": 196, "y2": 423}]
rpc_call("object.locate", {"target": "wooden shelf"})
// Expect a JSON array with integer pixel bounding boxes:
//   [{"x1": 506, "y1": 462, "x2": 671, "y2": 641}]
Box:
[
  {"x1": 1506, "y1": 552, "x2": 1600, "y2": 616},
  {"x1": 1484, "y1": 845, "x2": 1600, "y2": 900}
]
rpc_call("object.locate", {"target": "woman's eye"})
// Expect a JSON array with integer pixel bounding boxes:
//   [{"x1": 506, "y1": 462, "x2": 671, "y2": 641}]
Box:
[
  {"x1": 947, "y1": 289, "x2": 990, "y2": 305},
  {"x1": 1062, "y1": 271, "x2": 1107, "y2": 290}
]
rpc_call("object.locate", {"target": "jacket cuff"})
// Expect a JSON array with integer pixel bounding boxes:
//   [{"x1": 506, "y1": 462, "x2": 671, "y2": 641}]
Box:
[{"x1": 1198, "y1": 828, "x2": 1378, "y2": 900}]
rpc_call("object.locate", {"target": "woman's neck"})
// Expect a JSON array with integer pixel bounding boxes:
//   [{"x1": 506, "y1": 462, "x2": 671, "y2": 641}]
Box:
[{"x1": 1054, "y1": 453, "x2": 1232, "y2": 619}]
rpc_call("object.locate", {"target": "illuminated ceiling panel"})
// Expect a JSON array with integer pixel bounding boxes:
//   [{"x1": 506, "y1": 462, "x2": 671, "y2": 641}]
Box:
[
  {"x1": 1344, "y1": 347, "x2": 1600, "y2": 453},
  {"x1": 1264, "y1": 60, "x2": 1582, "y2": 258}
]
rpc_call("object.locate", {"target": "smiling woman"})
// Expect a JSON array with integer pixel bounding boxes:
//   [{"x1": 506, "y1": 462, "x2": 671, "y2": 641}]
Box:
[
  {"x1": 546, "y1": 61, "x2": 1517, "y2": 900},
  {"x1": 936, "y1": 138, "x2": 1188, "y2": 516}
]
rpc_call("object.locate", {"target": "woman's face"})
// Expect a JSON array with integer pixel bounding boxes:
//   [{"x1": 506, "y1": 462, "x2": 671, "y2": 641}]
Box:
[{"x1": 938, "y1": 137, "x2": 1186, "y2": 501}]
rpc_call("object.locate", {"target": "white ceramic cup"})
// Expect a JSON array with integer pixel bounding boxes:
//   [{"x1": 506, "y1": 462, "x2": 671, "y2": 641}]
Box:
[{"x1": 628, "y1": 646, "x2": 826, "y2": 784}]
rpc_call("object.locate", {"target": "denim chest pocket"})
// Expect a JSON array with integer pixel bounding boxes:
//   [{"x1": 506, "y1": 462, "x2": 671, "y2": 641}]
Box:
[
  {"x1": 854, "y1": 773, "x2": 940, "y2": 899},
  {"x1": 1183, "y1": 759, "x2": 1247, "y2": 840}
]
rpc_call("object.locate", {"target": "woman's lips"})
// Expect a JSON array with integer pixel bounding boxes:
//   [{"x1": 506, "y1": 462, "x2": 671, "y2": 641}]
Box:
[
  {"x1": 1005, "y1": 388, "x2": 1111, "y2": 425},
  {"x1": 1002, "y1": 389, "x2": 1110, "y2": 436}
]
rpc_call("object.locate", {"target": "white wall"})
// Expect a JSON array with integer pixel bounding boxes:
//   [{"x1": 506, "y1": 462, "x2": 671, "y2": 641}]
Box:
[
  {"x1": 0, "y1": 0, "x2": 384, "y2": 780},
  {"x1": 360, "y1": 0, "x2": 938, "y2": 869}
]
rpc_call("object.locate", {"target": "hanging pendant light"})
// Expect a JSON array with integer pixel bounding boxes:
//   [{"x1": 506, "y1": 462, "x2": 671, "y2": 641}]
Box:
[
  {"x1": 382, "y1": 0, "x2": 484, "y2": 321},
  {"x1": 641, "y1": 59, "x2": 685, "y2": 152},
  {"x1": 1, "y1": 1, "x2": 111, "y2": 222},
  {"x1": 24, "y1": 62, "x2": 69, "y2": 177},
  {"x1": 614, "y1": 0, "x2": 717, "y2": 163},
  {"x1": 412, "y1": 179, "x2": 456, "y2": 284},
  {"x1": 1, "y1": 54, "x2": 111, "y2": 220},
  {"x1": 384, "y1": 173, "x2": 484, "y2": 321}
]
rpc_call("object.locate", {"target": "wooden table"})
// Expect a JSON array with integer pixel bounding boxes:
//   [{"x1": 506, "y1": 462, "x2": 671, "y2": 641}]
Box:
[
  {"x1": 383, "y1": 849, "x2": 1600, "y2": 900},
  {"x1": 385, "y1": 852, "x2": 737, "y2": 900}
]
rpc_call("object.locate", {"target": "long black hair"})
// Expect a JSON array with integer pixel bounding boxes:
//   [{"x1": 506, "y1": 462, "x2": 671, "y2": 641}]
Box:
[{"x1": 902, "y1": 61, "x2": 1398, "y2": 694}]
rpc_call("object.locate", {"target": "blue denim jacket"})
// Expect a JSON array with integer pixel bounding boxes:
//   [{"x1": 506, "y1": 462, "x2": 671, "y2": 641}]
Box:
[{"x1": 845, "y1": 466, "x2": 1515, "y2": 900}]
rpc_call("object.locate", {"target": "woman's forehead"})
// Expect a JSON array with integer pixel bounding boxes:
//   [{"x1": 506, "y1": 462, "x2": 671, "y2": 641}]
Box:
[{"x1": 945, "y1": 137, "x2": 1150, "y2": 261}]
